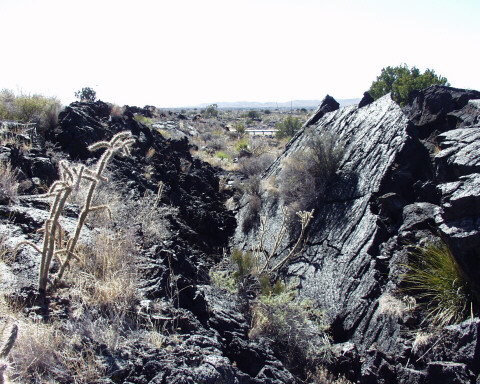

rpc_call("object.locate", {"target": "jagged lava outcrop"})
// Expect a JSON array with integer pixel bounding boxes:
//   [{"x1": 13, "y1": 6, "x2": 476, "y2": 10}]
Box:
[{"x1": 235, "y1": 85, "x2": 480, "y2": 382}]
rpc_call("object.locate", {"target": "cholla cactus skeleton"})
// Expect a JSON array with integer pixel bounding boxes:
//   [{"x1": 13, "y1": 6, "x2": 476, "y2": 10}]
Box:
[
  {"x1": 18, "y1": 131, "x2": 134, "y2": 292},
  {"x1": 0, "y1": 322, "x2": 18, "y2": 384},
  {"x1": 56, "y1": 131, "x2": 134, "y2": 281},
  {"x1": 256, "y1": 207, "x2": 314, "y2": 276}
]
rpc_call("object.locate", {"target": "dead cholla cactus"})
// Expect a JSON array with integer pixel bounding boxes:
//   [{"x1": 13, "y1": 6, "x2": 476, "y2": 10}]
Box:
[
  {"x1": 18, "y1": 131, "x2": 134, "y2": 293},
  {"x1": 0, "y1": 322, "x2": 18, "y2": 384},
  {"x1": 256, "y1": 207, "x2": 314, "y2": 276},
  {"x1": 56, "y1": 131, "x2": 134, "y2": 282}
]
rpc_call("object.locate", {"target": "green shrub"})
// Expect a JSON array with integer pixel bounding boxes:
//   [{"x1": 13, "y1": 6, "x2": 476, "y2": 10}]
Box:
[
  {"x1": 210, "y1": 269, "x2": 239, "y2": 294},
  {"x1": 235, "y1": 139, "x2": 249, "y2": 152},
  {"x1": 74, "y1": 87, "x2": 97, "y2": 102},
  {"x1": 369, "y1": 64, "x2": 449, "y2": 106},
  {"x1": 276, "y1": 115, "x2": 303, "y2": 139},
  {"x1": 403, "y1": 240, "x2": 471, "y2": 326},
  {"x1": 232, "y1": 248, "x2": 255, "y2": 281},
  {"x1": 259, "y1": 276, "x2": 286, "y2": 296},
  {"x1": 134, "y1": 114, "x2": 152, "y2": 127},
  {"x1": 215, "y1": 151, "x2": 230, "y2": 161},
  {"x1": 0, "y1": 89, "x2": 60, "y2": 131}
]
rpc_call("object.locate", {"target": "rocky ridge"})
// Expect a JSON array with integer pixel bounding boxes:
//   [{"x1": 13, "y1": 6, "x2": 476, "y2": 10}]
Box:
[
  {"x1": 1, "y1": 101, "x2": 296, "y2": 383},
  {"x1": 235, "y1": 85, "x2": 480, "y2": 383},
  {"x1": 1, "y1": 85, "x2": 480, "y2": 383}
]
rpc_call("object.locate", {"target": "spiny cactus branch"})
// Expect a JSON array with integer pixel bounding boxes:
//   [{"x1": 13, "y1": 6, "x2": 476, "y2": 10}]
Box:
[
  {"x1": 270, "y1": 209, "x2": 314, "y2": 274},
  {"x1": 15, "y1": 131, "x2": 134, "y2": 293},
  {"x1": 0, "y1": 323, "x2": 18, "y2": 359},
  {"x1": 56, "y1": 132, "x2": 134, "y2": 282}
]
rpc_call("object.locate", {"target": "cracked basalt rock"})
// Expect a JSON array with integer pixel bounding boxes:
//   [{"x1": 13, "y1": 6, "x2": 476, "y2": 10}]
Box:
[
  {"x1": 234, "y1": 86, "x2": 480, "y2": 383},
  {"x1": 1, "y1": 101, "x2": 295, "y2": 383},
  {"x1": 4, "y1": 85, "x2": 480, "y2": 383},
  {"x1": 434, "y1": 126, "x2": 480, "y2": 295},
  {"x1": 406, "y1": 85, "x2": 480, "y2": 138}
]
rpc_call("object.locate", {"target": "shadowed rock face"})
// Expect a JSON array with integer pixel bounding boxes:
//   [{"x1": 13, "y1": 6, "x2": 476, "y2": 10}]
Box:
[
  {"x1": 406, "y1": 85, "x2": 480, "y2": 138},
  {"x1": 435, "y1": 127, "x2": 480, "y2": 297},
  {"x1": 304, "y1": 94, "x2": 340, "y2": 127},
  {"x1": 235, "y1": 86, "x2": 480, "y2": 383},
  {"x1": 237, "y1": 94, "x2": 412, "y2": 339}
]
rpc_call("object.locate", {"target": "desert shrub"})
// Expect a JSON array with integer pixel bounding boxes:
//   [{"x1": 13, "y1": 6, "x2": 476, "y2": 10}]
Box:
[
  {"x1": 247, "y1": 110, "x2": 261, "y2": 120},
  {"x1": 234, "y1": 122, "x2": 246, "y2": 136},
  {"x1": 134, "y1": 114, "x2": 152, "y2": 127},
  {"x1": 199, "y1": 131, "x2": 212, "y2": 143},
  {"x1": 9, "y1": 318, "x2": 105, "y2": 383},
  {"x1": 279, "y1": 152, "x2": 317, "y2": 208},
  {"x1": 74, "y1": 87, "x2": 96, "y2": 102},
  {"x1": 307, "y1": 367, "x2": 353, "y2": 384},
  {"x1": 235, "y1": 138, "x2": 249, "y2": 152},
  {"x1": 307, "y1": 131, "x2": 344, "y2": 180},
  {"x1": 242, "y1": 194, "x2": 262, "y2": 233},
  {"x1": 242, "y1": 175, "x2": 261, "y2": 195},
  {"x1": 276, "y1": 115, "x2": 303, "y2": 139},
  {"x1": 0, "y1": 161, "x2": 19, "y2": 205},
  {"x1": 210, "y1": 269, "x2": 239, "y2": 294},
  {"x1": 71, "y1": 230, "x2": 140, "y2": 316},
  {"x1": 215, "y1": 151, "x2": 230, "y2": 161},
  {"x1": 279, "y1": 131, "x2": 344, "y2": 211},
  {"x1": 238, "y1": 154, "x2": 274, "y2": 176},
  {"x1": 259, "y1": 276, "x2": 286, "y2": 296},
  {"x1": 0, "y1": 90, "x2": 16, "y2": 120},
  {"x1": 203, "y1": 104, "x2": 218, "y2": 118},
  {"x1": 249, "y1": 288, "x2": 330, "y2": 374},
  {"x1": 109, "y1": 104, "x2": 124, "y2": 117},
  {"x1": 403, "y1": 240, "x2": 472, "y2": 326},
  {"x1": 231, "y1": 248, "x2": 256, "y2": 281},
  {"x1": 0, "y1": 89, "x2": 60, "y2": 132},
  {"x1": 210, "y1": 249, "x2": 257, "y2": 294},
  {"x1": 209, "y1": 135, "x2": 225, "y2": 152}
]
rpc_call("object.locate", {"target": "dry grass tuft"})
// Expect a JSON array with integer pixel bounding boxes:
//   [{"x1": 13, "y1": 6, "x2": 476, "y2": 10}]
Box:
[
  {"x1": 0, "y1": 162, "x2": 19, "y2": 205},
  {"x1": 69, "y1": 230, "x2": 139, "y2": 314},
  {"x1": 308, "y1": 366, "x2": 353, "y2": 384},
  {"x1": 403, "y1": 240, "x2": 471, "y2": 327},
  {"x1": 376, "y1": 293, "x2": 406, "y2": 319}
]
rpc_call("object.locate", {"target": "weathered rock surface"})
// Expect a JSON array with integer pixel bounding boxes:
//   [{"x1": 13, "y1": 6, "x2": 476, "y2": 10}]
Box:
[
  {"x1": 434, "y1": 126, "x2": 480, "y2": 295},
  {"x1": 1, "y1": 101, "x2": 293, "y2": 383},
  {"x1": 3, "y1": 84, "x2": 480, "y2": 383},
  {"x1": 235, "y1": 86, "x2": 480, "y2": 383},
  {"x1": 304, "y1": 94, "x2": 340, "y2": 127},
  {"x1": 406, "y1": 85, "x2": 480, "y2": 138}
]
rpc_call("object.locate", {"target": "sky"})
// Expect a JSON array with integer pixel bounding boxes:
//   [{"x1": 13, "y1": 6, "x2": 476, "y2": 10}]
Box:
[{"x1": 0, "y1": 0, "x2": 479, "y2": 108}]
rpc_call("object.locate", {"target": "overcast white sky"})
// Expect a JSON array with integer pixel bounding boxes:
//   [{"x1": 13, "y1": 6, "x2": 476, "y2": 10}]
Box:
[{"x1": 0, "y1": 0, "x2": 478, "y2": 107}]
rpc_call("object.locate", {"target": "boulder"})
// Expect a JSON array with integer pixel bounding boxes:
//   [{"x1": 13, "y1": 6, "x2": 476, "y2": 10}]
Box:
[
  {"x1": 235, "y1": 86, "x2": 480, "y2": 382},
  {"x1": 407, "y1": 85, "x2": 480, "y2": 138},
  {"x1": 435, "y1": 127, "x2": 480, "y2": 292},
  {"x1": 358, "y1": 91, "x2": 375, "y2": 108},
  {"x1": 304, "y1": 94, "x2": 340, "y2": 127}
]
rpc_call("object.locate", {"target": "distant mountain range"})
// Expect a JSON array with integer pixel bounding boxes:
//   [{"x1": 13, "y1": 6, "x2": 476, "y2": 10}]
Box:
[{"x1": 194, "y1": 99, "x2": 360, "y2": 110}]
